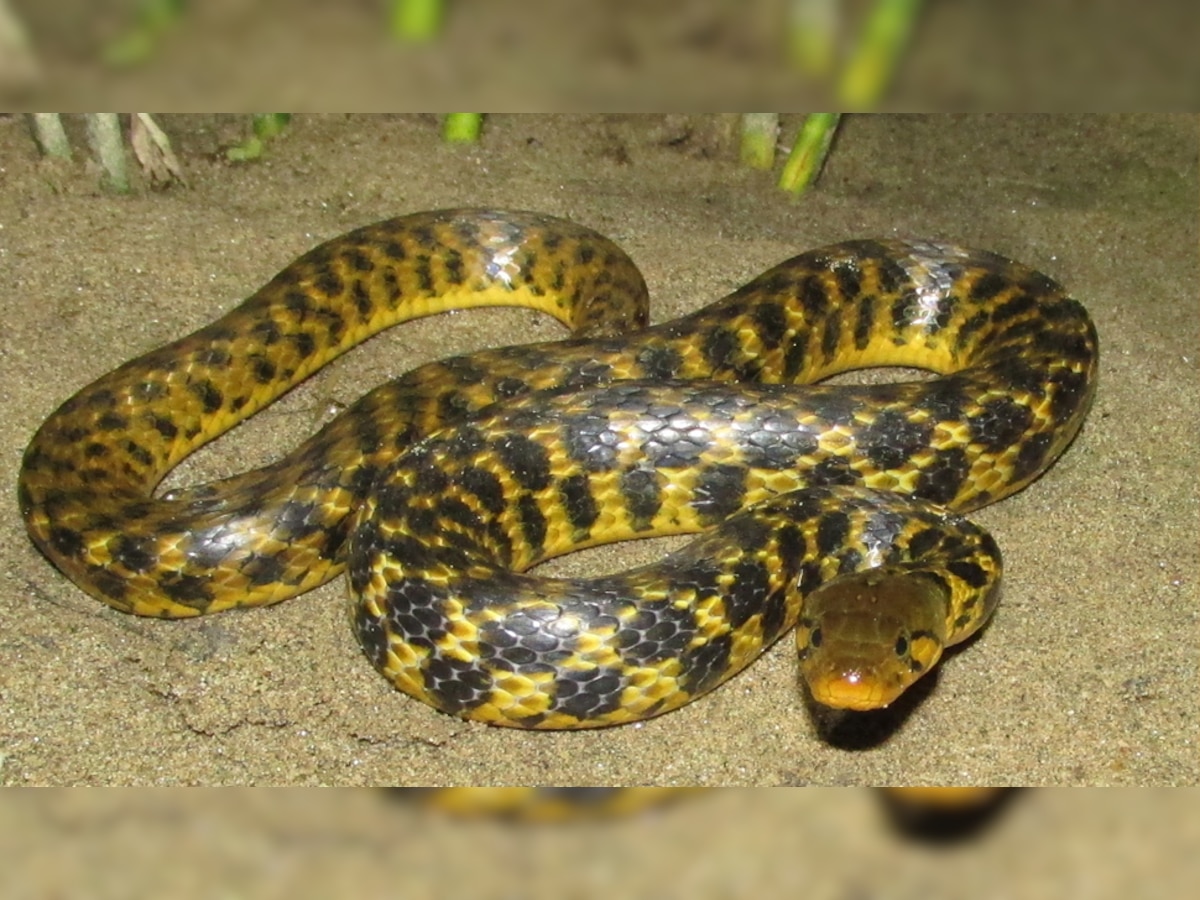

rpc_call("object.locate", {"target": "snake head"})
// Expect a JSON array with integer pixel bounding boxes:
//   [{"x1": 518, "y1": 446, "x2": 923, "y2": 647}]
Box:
[{"x1": 795, "y1": 567, "x2": 950, "y2": 711}]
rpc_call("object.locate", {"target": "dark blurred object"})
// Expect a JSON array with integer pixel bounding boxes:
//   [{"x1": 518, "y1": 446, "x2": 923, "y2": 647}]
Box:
[
  {"x1": 881, "y1": 787, "x2": 1016, "y2": 843},
  {"x1": 3, "y1": 0, "x2": 1194, "y2": 108},
  {"x1": 391, "y1": 787, "x2": 693, "y2": 821}
]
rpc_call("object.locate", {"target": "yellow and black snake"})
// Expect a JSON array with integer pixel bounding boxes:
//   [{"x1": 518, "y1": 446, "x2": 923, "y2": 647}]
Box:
[{"x1": 18, "y1": 209, "x2": 1098, "y2": 729}]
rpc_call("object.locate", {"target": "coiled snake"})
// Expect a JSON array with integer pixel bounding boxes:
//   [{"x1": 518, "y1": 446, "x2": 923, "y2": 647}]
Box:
[{"x1": 18, "y1": 209, "x2": 1098, "y2": 729}]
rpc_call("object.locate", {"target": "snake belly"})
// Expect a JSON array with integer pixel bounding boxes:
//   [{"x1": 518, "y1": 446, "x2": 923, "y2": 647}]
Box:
[{"x1": 18, "y1": 209, "x2": 1099, "y2": 729}]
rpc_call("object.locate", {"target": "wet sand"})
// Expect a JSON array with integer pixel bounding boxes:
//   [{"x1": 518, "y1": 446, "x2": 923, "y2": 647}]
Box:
[{"x1": 1, "y1": 114, "x2": 1194, "y2": 785}]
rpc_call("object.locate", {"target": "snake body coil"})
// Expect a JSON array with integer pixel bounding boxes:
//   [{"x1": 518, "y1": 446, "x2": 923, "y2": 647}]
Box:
[{"x1": 18, "y1": 209, "x2": 1098, "y2": 728}]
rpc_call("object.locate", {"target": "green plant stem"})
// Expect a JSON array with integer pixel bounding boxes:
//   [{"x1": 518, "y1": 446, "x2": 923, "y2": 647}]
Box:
[
  {"x1": 787, "y1": 0, "x2": 838, "y2": 76},
  {"x1": 739, "y1": 114, "x2": 780, "y2": 170},
  {"x1": 839, "y1": 0, "x2": 922, "y2": 107},
  {"x1": 391, "y1": 0, "x2": 443, "y2": 40},
  {"x1": 103, "y1": 0, "x2": 185, "y2": 66},
  {"x1": 227, "y1": 114, "x2": 292, "y2": 162},
  {"x1": 778, "y1": 113, "x2": 841, "y2": 195},
  {"x1": 85, "y1": 113, "x2": 130, "y2": 193},
  {"x1": 30, "y1": 114, "x2": 71, "y2": 159},
  {"x1": 443, "y1": 114, "x2": 483, "y2": 143}
]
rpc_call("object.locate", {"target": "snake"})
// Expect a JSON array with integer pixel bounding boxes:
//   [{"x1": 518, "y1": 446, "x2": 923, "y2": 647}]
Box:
[
  {"x1": 18, "y1": 208, "x2": 1098, "y2": 730},
  {"x1": 399, "y1": 786, "x2": 1006, "y2": 823}
]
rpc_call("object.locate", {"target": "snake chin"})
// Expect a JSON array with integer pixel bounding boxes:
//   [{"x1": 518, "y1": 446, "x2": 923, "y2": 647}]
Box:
[{"x1": 795, "y1": 567, "x2": 950, "y2": 711}]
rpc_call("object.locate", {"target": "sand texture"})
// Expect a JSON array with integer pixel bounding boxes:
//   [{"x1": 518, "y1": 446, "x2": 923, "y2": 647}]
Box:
[{"x1": 1, "y1": 114, "x2": 1194, "y2": 785}]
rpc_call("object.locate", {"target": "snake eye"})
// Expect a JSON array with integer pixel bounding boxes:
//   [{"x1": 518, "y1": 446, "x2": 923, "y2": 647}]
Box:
[
  {"x1": 809, "y1": 627, "x2": 823, "y2": 648},
  {"x1": 894, "y1": 635, "x2": 909, "y2": 657}
]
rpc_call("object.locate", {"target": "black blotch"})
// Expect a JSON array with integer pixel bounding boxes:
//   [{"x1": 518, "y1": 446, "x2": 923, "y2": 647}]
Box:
[
  {"x1": 49, "y1": 525, "x2": 85, "y2": 559},
  {"x1": 636, "y1": 344, "x2": 683, "y2": 380},
  {"x1": 371, "y1": 481, "x2": 412, "y2": 520},
  {"x1": 132, "y1": 380, "x2": 168, "y2": 402},
  {"x1": 971, "y1": 272, "x2": 1008, "y2": 301},
  {"x1": 415, "y1": 255, "x2": 434, "y2": 292},
  {"x1": 555, "y1": 668, "x2": 627, "y2": 722},
  {"x1": 816, "y1": 511, "x2": 850, "y2": 556},
  {"x1": 516, "y1": 494, "x2": 547, "y2": 554},
  {"x1": 968, "y1": 397, "x2": 1033, "y2": 453},
  {"x1": 411, "y1": 457, "x2": 449, "y2": 496},
  {"x1": 760, "y1": 591, "x2": 790, "y2": 644},
  {"x1": 352, "y1": 280, "x2": 373, "y2": 318},
  {"x1": 405, "y1": 506, "x2": 439, "y2": 536},
  {"x1": 459, "y1": 467, "x2": 506, "y2": 514},
  {"x1": 810, "y1": 456, "x2": 857, "y2": 487},
  {"x1": 188, "y1": 380, "x2": 224, "y2": 414},
  {"x1": 914, "y1": 448, "x2": 971, "y2": 505},
  {"x1": 315, "y1": 271, "x2": 344, "y2": 297},
  {"x1": 681, "y1": 634, "x2": 734, "y2": 696},
  {"x1": 906, "y1": 527, "x2": 942, "y2": 559},
  {"x1": 1048, "y1": 368, "x2": 1091, "y2": 424},
  {"x1": 494, "y1": 377, "x2": 529, "y2": 399},
  {"x1": 955, "y1": 310, "x2": 989, "y2": 350},
  {"x1": 916, "y1": 377, "x2": 974, "y2": 423},
  {"x1": 836, "y1": 547, "x2": 863, "y2": 575},
  {"x1": 437, "y1": 498, "x2": 483, "y2": 533},
  {"x1": 860, "y1": 409, "x2": 933, "y2": 471},
  {"x1": 159, "y1": 573, "x2": 213, "y2": 606},
  {"x1": 1013, "y1": 431, "x2": 1055, "y2": 483},
  {"x1": 250, "y1": 355, "x2": 277, "y2": 384},
  {"x1": 96, "y1": 411, "x2": 128, "y2": 431},
  {"x1": 834, "y1": 262, "x2": 861, "y2": 300},
  {"x1": 444, "y1": 426, "x2": 486, "y2": 460},
  {"x1": 251, "y1": 319, "x2": 282, "y2": 345},
  {"x1": 620, "y1": 468, "x2": 661, "y2": 527},
  {"x1": 776, "y1": 522, "x2": 808, "y2": 583},
  {"x1": 111, "y1": 534, "x2": 157, "y2": 573},
  {"x1": 198, "y1": 347, "x2": 230, "y2": 367},
  {"x1": 751, "y1": 301, "x2": 789, "y2": 349},
  {"x1": 854, "y1": 295, "x2": 876, "y2": 350},
  {"x1": 800, "y1": 274, "x2": 829, "y2": 316},
  {"x1": 563, "y1": 360, "x2": 614, "y2": 389},
  {"x1": 436, "y1": 390, "x2": 472, "y2": 423},
  {"x1": 440, "y1": 356, "x2": 487, "y2": 384},
  {"x1": 443, "y1": 249, "x2": 465, "y2": 284},
  {"x1": 425, "y1": 657, "x2": 494, "y2": 716},
  {"x1": 692, "y1": 464, "x2": 746, "y2": 524},
  {"x1": 342, "y1": 463, "x2": 378, "y2": 505},
  {"x1": 494, "y1": 434, "x2": 552, "y2": 491},
  {"x1": 284, "y1": 291, "x2": 312, "y2": 315},
  {"x1": 947, "y1": 559, "x2": 989, "y2": 588},
  {"x1": 88, "y1": 567, "x2": 130, "y2": 604},
  {"x1": 244, "y1": 554, "x2": 288, "y2": 587},
  {"x1": 348, "y1": 249, "x2": 374, "y2": 272},
  {"x1": 702, "y1": 326, "x2": 739, "y2": 371},
  {"x1": 821, "y1": 314, "x2": 841, "y2": 360},
  {"x1": 121, "y1": 439, "x2": 154, "y2": 468},
  {"x1": 725, "y1": 558, "x2": 771, "y2": 629},
  {"x1": 290, "y1": 331, "x2": 317, "y2": 359},
  {"x1": 783, "y1": 334, "x2": 808, "y2": 380},
  {"x1": 560, "y1": 474, "x2": 599, "y2": 532},
  {"x1": 353, "y1": 605, "x2": 390, "y2": 667},
  {"x1": 993, "y1": 292, "x2": 1036, "y2": 323}
]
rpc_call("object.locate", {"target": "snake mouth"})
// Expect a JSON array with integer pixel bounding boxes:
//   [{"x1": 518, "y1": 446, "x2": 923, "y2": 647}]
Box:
[{"x1": 807, "y1": 668, "x2": 904, "y2": 711}]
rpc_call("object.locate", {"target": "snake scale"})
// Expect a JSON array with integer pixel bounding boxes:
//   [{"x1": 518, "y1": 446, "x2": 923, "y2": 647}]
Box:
[{"x1": 18, "y1": 209, "x2": 1098, "y2": 729}]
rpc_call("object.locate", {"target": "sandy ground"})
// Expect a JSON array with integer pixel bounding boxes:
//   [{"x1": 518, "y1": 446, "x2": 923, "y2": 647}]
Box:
[
  {"x1": 0, "y1": 114, "x2": 1195, "y2": 786},
  {"x1": 3, "y1": 789, "x2": 1198, "y2": 898}
]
